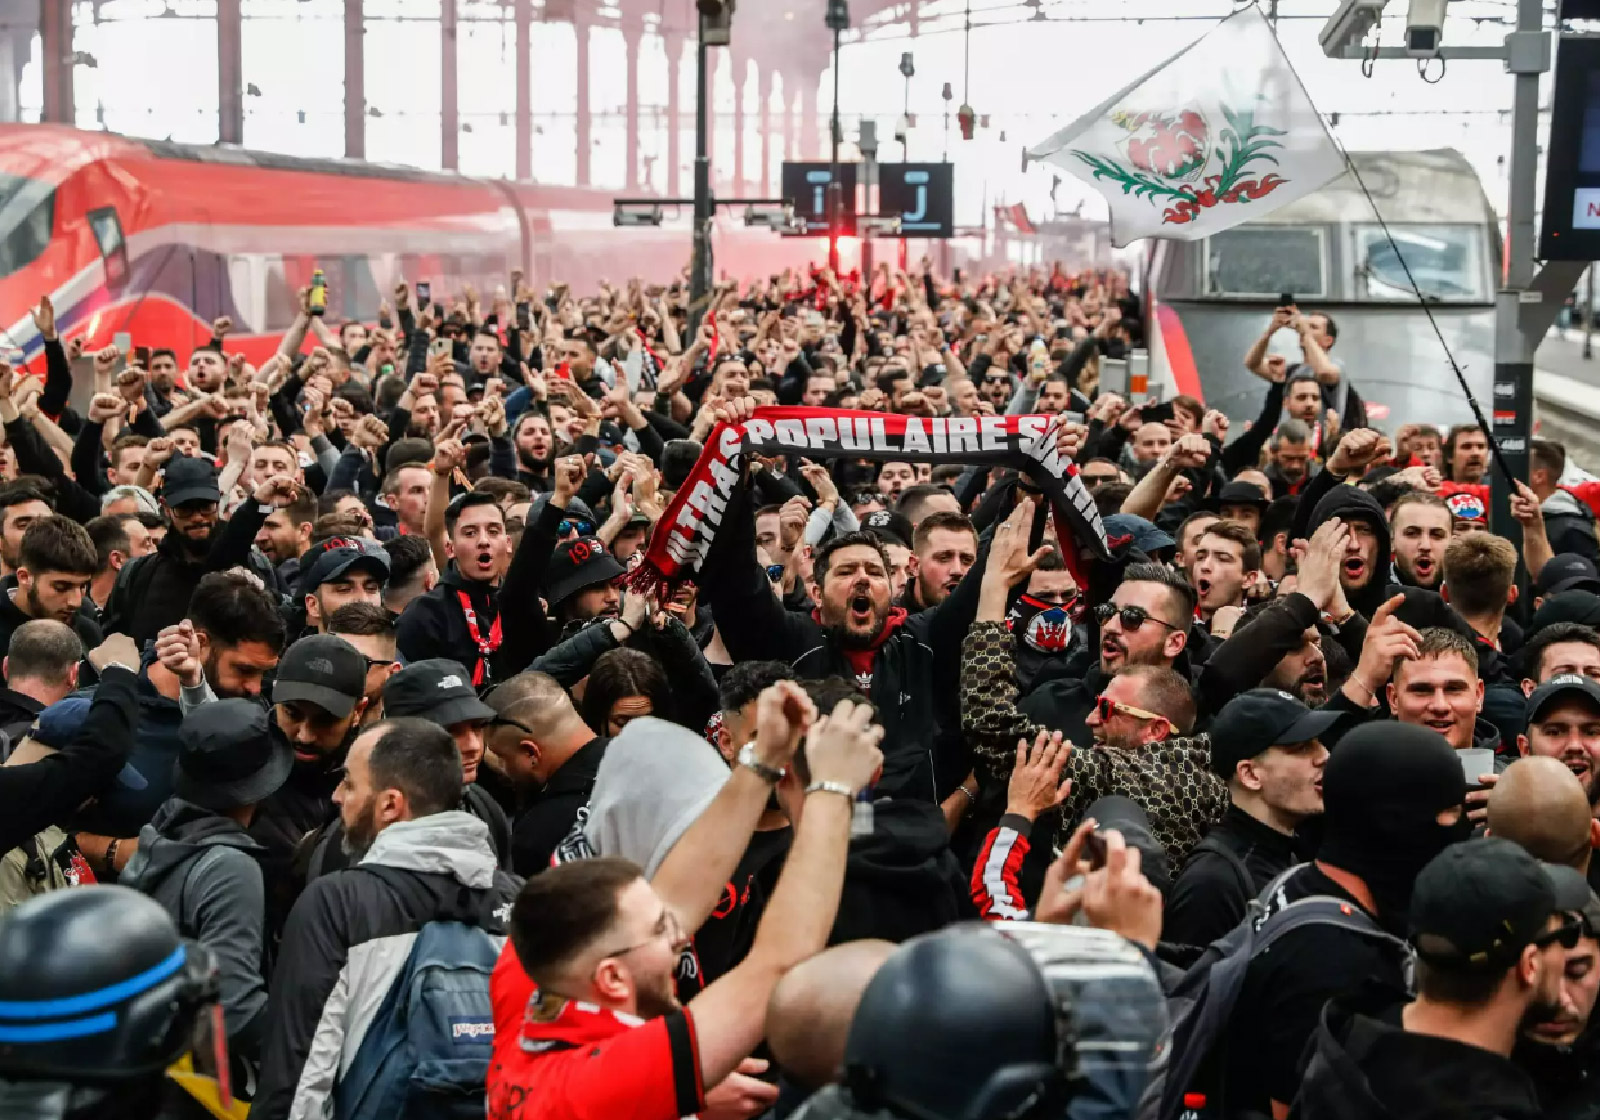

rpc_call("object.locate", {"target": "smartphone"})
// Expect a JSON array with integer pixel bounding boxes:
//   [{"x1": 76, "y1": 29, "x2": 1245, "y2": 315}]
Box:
[
  {"x1": 1141, "y1": 400, "x2": 1176, "y2": 425},
  {"x1": 133, "y1": 345, "x2": 151, "y2": 368},
  {"x1": 553, "y1": 361, "x2": 572, "y2": 380},
  {"x1": 516, "y1": 301, "x2": 531, "y2": 331},
  {"x1": 309, "y1": 269, "x2": 328, "y2": 318},
  {"x1": 1083, "y1": 830, "x2": 1109, "y2": 871},
  {"x1": 415, "y1": 281, "x2": 432, "y2": 306},
  {"x1": 428, "y1": 337, "x2": 452, "y2": 359},
  {"x1": 113, "y1": 331, "x2": 132, "y2": 354},
  {"x1": 1279, "y1": 291, "x2": 1296, "y2": 308}
]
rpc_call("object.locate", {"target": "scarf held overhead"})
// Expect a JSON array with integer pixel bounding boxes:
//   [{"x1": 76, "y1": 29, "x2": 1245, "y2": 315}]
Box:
[{"x1": 629, "y1": 406, "x2": 1110, "y2": 593}]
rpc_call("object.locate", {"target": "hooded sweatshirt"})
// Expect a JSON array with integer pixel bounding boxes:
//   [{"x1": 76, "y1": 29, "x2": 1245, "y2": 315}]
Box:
[
  {"x1": 1305, "y1": 483, "x2": 1393, "y2": 622},
  {"x1": 829, "y1": 797, "x2": 973, "y2": 945},
  {"x1": 121, "y1": 798, "x2": 270, "y2": 1055},
  {"x1": 1543, "y1": 489, "x2": 1600, "y2": 564},
  {"x1": 1296, "y1": 1002, "x2": 1542, "y2": 1120}
]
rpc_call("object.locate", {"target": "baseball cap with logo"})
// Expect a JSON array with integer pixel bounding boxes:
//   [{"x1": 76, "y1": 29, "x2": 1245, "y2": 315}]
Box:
[
  {"x1": 297, "y1": 536, "x2": 391, "y2": 598},
  {"x1": 271, "y1": 633, "x2": 368, "y2": 719},
  {"x1": 1537, "y1": 554, "x2": 1600, "y2": 598},
  {"x1": 382, "y1": 658, "x2": 496, "y2": 728},
  {"x1": 1526, "y1": 673, "x2": 1600, "y2": 725},
  {"x1": 1206, "y1": 688, "x2": 1344, "y2": 780},
  {"x1": 543, "y1": 538, "x2": 626, "y2": 608},
  {"x1": 1410, "y1": 836, "x2": 1567, "y2": 973},
  {"x1": 862, "y1": 509, "x2": 914, "y2": 550}
]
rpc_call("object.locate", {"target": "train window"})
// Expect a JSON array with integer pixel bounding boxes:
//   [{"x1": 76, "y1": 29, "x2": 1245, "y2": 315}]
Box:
[
  {"x1": 1204, "y1": 227, "x2": 1325, "y2": 299},
  {"x1": 87, "y1": 207, "x2": 123, "y2": 258},
  {"x1": 1353, "y1": 224, "x2": 1487, "y2": 302},
  {"x1": 262, "y1": 256, "x2": 300, "y2": 332},
  {"x1": 0, "y1": 177, "x2": 54, "y2": 280}
]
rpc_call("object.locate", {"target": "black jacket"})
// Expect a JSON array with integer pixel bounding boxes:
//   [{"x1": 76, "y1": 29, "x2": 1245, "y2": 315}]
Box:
[
  {"x1": 0, "y1": 686, "x2": 43, "y2": 750},
  {"x1": 510, "y1": 736, "x2": 607, "y2": 877},
  {"x1": 102, "y1": 502, "x2": 270, "y2": 644},
  {"x1": 1543, "y1": 489, "x2": 1600, "y2": 564},
  {"x1": 250, "y1": 742, "x2": 344, "y2": 947},
  {"x1": 1163, "y1": 805, "x2": 1308, "y2": 950},
  {"x1": 1514, "y1": 1025, "x2": 1600, "y2": 1120},
  {"x1": 828, "y1": 797, "x2": 973, "y2": 945},
  {"x1": 702, "y1": 484, "x2": 988, "y2": 802},
  {"x1": 1017, "y1": 653, "x2": 1109, "y2": 750},
  {"x1": 1303, "y1": 482, "x2": 1394, "y2": 622},
  {"x1": 0, "y1": 576, "x2": 101, "y2": 660},
  {"x1": 1294, "y1": 1001, "x2": 1542, "y2": 1120},
  {"x1": 0, "y1": 665, "x2": 137, "y2": 855}
]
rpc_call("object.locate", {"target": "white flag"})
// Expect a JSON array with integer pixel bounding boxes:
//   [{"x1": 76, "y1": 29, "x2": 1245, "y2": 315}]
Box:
[{"x1": 1028, "y1": 5, "x2": 1344, "y2": 247}]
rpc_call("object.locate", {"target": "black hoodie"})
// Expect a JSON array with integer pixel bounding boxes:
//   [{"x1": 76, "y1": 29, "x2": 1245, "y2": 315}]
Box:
[
  {"x1": 827, "y1": 798, "x2": 973, "y2": 945},
  {"x1": 1295, "y1": 1001, "x2": 1542, "y2": 1120},
  {"x1": 1304, "y1": 483, "x2": 1393, "y2": 622}
]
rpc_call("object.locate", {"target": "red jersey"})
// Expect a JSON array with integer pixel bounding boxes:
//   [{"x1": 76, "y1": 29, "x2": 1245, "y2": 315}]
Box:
[{"x1": 488, "y1": 940, "x2": 706, "y2": 1120}]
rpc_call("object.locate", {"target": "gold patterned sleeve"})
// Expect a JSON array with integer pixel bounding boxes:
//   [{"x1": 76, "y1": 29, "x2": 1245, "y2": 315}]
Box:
[{"x1": 961, "y1": 621, "x2": 1049, "y2": 778}]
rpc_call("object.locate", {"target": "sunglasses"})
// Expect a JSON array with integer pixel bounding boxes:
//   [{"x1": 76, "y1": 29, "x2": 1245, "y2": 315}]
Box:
[
  {"x1": 1094, "y1": 695, "x2": 1166, "y2": 723},
  {"x1": 1082, "y1": 472, "x2": 1120, "y2": 486},
  {"x1": 765, "y1": 564, "x2": 785, "y2": 582},
  {"x1": 560, "y1": 518, "x2": 594, "y2": 536},
  {"x1": 1095, "y1": 602, "x2": 1181, "y2": 633}
]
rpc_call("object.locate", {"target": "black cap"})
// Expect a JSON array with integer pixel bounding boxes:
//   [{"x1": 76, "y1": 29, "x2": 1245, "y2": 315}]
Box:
[
  {"x1": 530, "y1": 495, "x2": 597, "y2": 529},
  {"x1": 1530, "y1": 590, "x2": 1600, "y2": 633},
  {"x1": 175, "y1": 699, "x2": 293, "y2": 811},
  {"x1": 1544, "y1": 863, "x2": 1600, "y2": 934},
  {"x1": 1538, "y1": 554, "x2": 1600, "y2": 598},
  {"x1": 382, "y1": 658, "x2": 496, "y2": 727},
  {"x1": 542, "y1": 537, "x2": 626, "y2": 607},
  {"x1": 1207, "y1": 688, "x2": 1343, "y2": 780},
  {"x1": 1082, "y1": 795, "x2": 1170, "y2": 896},
  {"x1": 1216, "y1": 479, "x2": 1269, "y2": 509},
  {"x1": 162, "y1": 454, "x2": 222, "y2": 507},
  {"x1": 862, "y1": 509, "x2": 914, "y2": 550},
  {"x1": 1526, "y1": 673, "x2": 1600, "y2": 724},
  {"x1": 1410, "y1": 836, "x2": 1558, "y2": 973},
  {"x1": 297, "y1": 535, "x2": 391, "y2": 598},
  {"x1": 272, "y1": 634, "x2": 368, "y2": 719},
  {"x1": 1101, "y1": 513, "x2": 1176, "y2": 556}
]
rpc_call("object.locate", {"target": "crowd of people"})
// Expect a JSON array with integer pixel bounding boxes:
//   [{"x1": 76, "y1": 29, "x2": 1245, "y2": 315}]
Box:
[{"x1": 0, "y1": 261, "x2": 1595, "y2": 1120}]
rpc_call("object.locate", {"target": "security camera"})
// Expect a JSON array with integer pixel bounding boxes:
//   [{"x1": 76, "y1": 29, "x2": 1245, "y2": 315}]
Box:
[
  {"x1": 1319, "y1": 0, "x2": 1387, "y2": 57},
  {"x1": 1405, "y1": 0, "x2": 1447, "y2": 56}
]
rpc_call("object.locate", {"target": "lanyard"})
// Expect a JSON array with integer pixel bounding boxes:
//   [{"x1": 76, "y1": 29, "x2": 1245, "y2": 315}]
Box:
[{"x1": 456, "y1": 591, "x2": 502, "y2": 686}]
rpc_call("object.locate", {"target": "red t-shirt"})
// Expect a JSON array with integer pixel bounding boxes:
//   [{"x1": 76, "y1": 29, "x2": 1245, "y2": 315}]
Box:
[{"x1": 488, "y1": 940, "x2": 706, "y2": 1120}]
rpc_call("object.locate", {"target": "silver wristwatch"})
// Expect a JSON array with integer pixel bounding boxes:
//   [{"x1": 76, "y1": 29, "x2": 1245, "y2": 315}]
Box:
[{"x1": 737, "y1": 741, "x2": 785, "y2": 783}]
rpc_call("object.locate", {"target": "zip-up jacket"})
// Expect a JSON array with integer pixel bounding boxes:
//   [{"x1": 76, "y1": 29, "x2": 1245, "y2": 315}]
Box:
[{"x1": 253, "y1": 811, "x2": 522, "y2": 1120}]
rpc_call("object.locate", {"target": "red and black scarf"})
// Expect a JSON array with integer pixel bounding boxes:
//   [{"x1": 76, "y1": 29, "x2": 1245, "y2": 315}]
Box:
[{"x1": 628, "y1": 405, "x2": 1110, "y2": 595}]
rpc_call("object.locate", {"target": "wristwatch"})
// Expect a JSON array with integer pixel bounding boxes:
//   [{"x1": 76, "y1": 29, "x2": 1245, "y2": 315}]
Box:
[{"x1": 736, "y1": 742, "x2": 786, "y2": 784}]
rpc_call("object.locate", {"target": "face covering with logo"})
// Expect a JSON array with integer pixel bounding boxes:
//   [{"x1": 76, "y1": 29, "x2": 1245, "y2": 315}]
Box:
[
  {"x1": 1316, "y1": 721, "x2": 1472, "y2": 932},
  {"x1": 1007, "y1": 594, "x2": 1078, "y2": 655}
]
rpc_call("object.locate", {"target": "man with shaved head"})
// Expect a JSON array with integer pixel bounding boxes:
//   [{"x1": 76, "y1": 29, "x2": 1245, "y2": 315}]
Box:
[
  {"x1": 1489, "y1": 756, "x2": 1599, "y2": 873},
  {"x1": 765, "y1": 939, "x2": 895, "y2": 1102},
  {"x1": 484, "y1": 670, "x2": 608, "y2": 875}
]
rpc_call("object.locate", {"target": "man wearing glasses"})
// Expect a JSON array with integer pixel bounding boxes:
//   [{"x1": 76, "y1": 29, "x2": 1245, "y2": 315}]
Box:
[{"x1": 1293, "y1": 837, "x2": 1581, "y2": 1120}]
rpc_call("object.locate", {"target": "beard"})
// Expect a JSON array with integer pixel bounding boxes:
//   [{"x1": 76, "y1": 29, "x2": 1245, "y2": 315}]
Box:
[
  {"x1": 341, "y1": 797, "x2": 380, "y2": 859},
  {"x1": 634, "y1": 963, "x2": 682, "y2": 1020},
  {"x1": 1518, "y1": 988, "x2": 1568, "y2": 1035},
  {"x1": 822, "y1": 588, "x2": 890, "y2": 650},
  {"x1": 518, "y1": 446, "x2": 553, "y2": 474},
  {"x1": 25, "y1": 584, "x2": 71, "y2": 624}
]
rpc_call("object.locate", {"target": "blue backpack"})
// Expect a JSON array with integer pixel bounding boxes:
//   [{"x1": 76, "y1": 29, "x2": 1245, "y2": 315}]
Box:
[{"x1": 334, "y1": 868, "x2": 505, "y2": 1120}]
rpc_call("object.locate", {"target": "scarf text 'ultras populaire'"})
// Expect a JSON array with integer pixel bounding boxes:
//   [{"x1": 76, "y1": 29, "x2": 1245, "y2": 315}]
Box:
[{"x1": 628, "y1": 406, "x2": 1110, "y2": 593}]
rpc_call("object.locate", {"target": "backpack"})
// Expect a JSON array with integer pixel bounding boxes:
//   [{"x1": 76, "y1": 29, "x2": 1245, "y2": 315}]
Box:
[
  {"x1": 1136, "y1": 865, "x2": 1413, "y2": 1120},
  {"x1": 333, "y1": 866, "x2": 504, "y2": 1120},
  {"x1": 0, "y1": 827, "x2": 86, "y2": 912}
]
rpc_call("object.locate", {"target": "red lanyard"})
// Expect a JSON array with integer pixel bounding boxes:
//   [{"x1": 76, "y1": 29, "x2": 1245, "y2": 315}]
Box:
[{"x1": 456, "y1": 591, "x2": 502, "y2": 686}]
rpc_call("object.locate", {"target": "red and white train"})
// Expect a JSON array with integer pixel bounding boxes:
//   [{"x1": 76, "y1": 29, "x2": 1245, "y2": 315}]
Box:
[{"x1": 0, "y1": 124, "x2": 836, "y2": 366}]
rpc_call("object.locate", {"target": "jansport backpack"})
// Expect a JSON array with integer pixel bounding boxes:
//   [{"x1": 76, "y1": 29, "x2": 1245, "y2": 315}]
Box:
[
  {"x1": 334, "y1": 868, "x2": 504, "y2": 1120},
  {"x1": 1136, "y1": 865, "x2": 1414, "y2": 1120}
]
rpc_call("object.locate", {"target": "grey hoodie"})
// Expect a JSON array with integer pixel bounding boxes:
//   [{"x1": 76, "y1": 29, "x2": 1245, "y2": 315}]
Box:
[{"x1": 121, "y1": 798, "x2": 269, "y2": 1055}]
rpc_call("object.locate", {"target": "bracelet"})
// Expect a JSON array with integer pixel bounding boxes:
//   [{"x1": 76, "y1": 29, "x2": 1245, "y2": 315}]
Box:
[
  {"x1": 1347, "y1": 675, "x2": 1378, "y2": 705},
  {"x1": 956, "y1": 784, "x2": 977, "y2": 805},
  {"x1": 104, "y1": 838, "x2": 120, "y2": 879},
  {"x1": 805, "y1": 780, "x2": 855, "y2": 801}
]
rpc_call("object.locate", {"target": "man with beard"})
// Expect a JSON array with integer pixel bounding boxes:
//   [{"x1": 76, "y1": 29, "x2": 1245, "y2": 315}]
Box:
[
  {"x1": 512, "y1": 410, "x2": 555, "y2": 488},
  {"x1": 0, "y1": 483, "x2": 50, "y2": 577},
  {"x1": 296, "y1": 535, "x2": 389, "y2": 635},
  {"x1": 1513, "y1": 865, "x2": 1600, "y2": 1118},
  {"x1": 705, "y1": 470, "x2": 990, "y2": 802},
  {"x1": 1447, "y1": 423, "x2": 1492, "y2": 484},
  {"x1": 1295, "y1": 837, "x2": 1572, "y2": 1120},
  {"x1": 1391, "y1": 491, "x2": 1452, "y2": 589},
  {"x1": 1517, "y1": 674, "x2": 1600, "y2": 811},
  {"x1": 1082, "y1": 666, "x2": 1194, "y2": 751},
  {"x1": 1191, "y1": 520, "x2": 1260, "y2": 627},
  {"x1": 542, "y1": 537, "x2": 626, "y2": 632},
  {"x1": 0, "y1": 515, "x2": 100, "y2": 653},
  {"x1": 901, "y1": 512, "x2": 976, "y2": 615},
  {"x1": 254, "y1": 718, "x2": 521, "y2": 1120},
  {"x1": 252, "y1": 482, "x2": 315, "y2": 585},
  {"x1": 1165, "y1": 689, "x2": 1336, "y2": 949},
  {"x1": 1221, "y1": 721, "x2": 1471, "y2": 1119},
  {"x1": 103, "y1": 457, "x2": 291, "y2": 644},
  {"x1": 1266, "y1": 419, "x2": 1315, "y2": 497}
]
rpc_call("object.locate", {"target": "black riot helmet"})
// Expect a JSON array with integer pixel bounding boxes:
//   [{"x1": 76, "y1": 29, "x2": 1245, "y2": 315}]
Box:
[
  {"x1": 836, "y1": 924, "x2": 1069, "y2": 1120},
  {"x1": 0, "y1": 886, "x2": 222, "y2": 1120}
]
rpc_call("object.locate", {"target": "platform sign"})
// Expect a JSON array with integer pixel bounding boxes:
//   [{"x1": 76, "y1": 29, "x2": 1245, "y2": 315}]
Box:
[
  {"x1": 1540, "y1": 35, "x2": 1600, "y2": 259},
  {"x1": 780, "y1": 162, "x2": 857, "y2": 236},
  {"x1": 878, "y1": 163, "x2": 954, "y2": 238}
]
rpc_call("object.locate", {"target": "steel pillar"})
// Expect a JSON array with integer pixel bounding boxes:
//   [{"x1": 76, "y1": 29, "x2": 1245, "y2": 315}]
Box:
[
  {"x1": 218, "y1": 0, "x2": 244, "y2": 143},
  {"x1": 515, "y1": 0, "x2": 531, "y2": 179},
  {"x1": 441, "y1": 0, "x2": 459, "y2": 170},
  {"x1": 575, "y1": 19, "x2": 591, "y2": 187},
  {"x1": 344, "y1": 0, "x2": 365, "y2": 158}
]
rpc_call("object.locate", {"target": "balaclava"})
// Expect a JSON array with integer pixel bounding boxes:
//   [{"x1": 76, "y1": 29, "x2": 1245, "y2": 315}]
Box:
[{"x1": 1317, "y1": 720, "x2": 1471, "y2": 932}]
